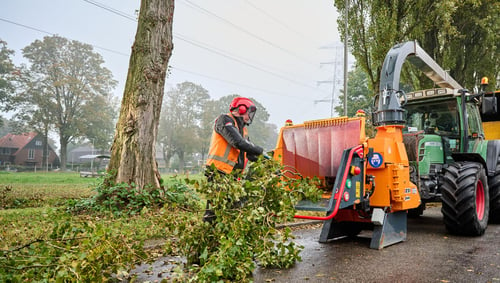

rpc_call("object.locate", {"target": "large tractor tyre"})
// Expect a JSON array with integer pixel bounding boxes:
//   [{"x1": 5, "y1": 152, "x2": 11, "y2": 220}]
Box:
[
  {"x1": 408, "y1": 203, "x2": 425, "y2": 218},
  {"x1": 488, "y1": 157, "x2": 500, "y2": 223},
  {"x1": 440, "y1": 162, "x2": 489, "y2": 236}
]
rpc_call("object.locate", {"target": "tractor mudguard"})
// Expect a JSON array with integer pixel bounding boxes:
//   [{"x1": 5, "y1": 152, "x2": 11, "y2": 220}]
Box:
[
  {"x1": 487, "y1": 140, "x2": 500, "y2": 176},
  {"x1": 451, "y1": 152, "x2": 487, "y2": 170}
]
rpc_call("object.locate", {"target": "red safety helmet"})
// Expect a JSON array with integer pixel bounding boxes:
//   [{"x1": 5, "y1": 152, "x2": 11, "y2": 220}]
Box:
[{"x1": 230, "y1": 97, "x2": 257, "y2": 124}]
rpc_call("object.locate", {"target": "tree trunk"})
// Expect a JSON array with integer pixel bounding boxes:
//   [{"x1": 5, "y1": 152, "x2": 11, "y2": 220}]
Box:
[
  {"x1": 165, "y1": 149, "x2": 174, "y2": 171},
  {"x1": 178, "y1": 150, "x2": 185, "y2": 173},
  {"x1": 42, "y1": 126, "x2": 49, "y2": 171},
  {"x1": 59, "y1": 135, "x2": 68, "y2": 171},
  {"x1": 108, "y1": 0, "x2": 174, "y2": 190}
]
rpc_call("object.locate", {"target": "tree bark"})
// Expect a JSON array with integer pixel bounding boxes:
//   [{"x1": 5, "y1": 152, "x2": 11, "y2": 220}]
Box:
[{"x1": 108, "y1": 0, "x2": 174, "y2": 190}]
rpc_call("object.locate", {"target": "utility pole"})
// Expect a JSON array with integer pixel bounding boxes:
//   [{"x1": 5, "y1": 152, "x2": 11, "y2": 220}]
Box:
[
  {"x1": 343, "y1": 0, "x2": 349, "y2": 116},
  {"x1": 317, "y1": 45, "x2": 343, "y2": 117},
  {"x1": 90, "y1": 139, "x2": 95, "y2": 173}
]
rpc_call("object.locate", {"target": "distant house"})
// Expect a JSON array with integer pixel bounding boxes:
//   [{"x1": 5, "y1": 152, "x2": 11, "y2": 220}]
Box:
[{"x1": 0, "y1": 132, "x2": 60, "y2": 170}]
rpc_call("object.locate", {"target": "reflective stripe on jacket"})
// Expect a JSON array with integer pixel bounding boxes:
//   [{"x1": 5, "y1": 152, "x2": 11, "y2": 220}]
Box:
[{"x1": 206, "y1": 114, "x2": 248, "y2": 173}]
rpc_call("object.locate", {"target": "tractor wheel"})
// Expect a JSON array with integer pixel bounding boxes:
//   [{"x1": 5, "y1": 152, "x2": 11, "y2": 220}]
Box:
[
  {"x1": 440, "y1": 162, "x2": 489, "y2": 235},
  {"x1": 408, "y1": 203, "x2": 425, "y2": 218},
  {"x1": 488, "y1": 157, "x2": 500, "y2": 223}
]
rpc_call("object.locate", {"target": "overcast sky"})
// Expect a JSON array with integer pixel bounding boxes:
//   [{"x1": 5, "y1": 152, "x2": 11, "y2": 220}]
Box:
[{"x1": 1, "y1": 0, "x2": 351, "y2": 127}]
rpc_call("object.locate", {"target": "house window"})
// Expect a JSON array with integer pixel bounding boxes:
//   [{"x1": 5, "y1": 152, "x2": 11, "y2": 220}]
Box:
[
  {"x1": 28, "y1": 149, "x2": 35, "y2": 160},
  {"x1": 36, "y1": 140, "x2": 42, "y2": 146}
]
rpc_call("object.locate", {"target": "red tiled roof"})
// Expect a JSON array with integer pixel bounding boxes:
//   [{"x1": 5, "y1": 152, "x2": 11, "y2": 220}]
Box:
[{"x1": 0, "y1": 132, "x2": 38, "y2": 154}]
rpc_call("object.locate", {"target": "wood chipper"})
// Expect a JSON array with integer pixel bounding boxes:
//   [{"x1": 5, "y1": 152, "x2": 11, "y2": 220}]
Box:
[{"x1": 273, "y1": 41, "x2": 500, "y2": 249}]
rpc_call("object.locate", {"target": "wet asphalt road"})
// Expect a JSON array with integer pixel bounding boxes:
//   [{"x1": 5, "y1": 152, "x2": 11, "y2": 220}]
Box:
[
  {"x1": 129, "y1": 205, "x2": 499, "y2": 282},
  {"x1": 253, "y1": 205, "x2": 500, "y2": 283}
]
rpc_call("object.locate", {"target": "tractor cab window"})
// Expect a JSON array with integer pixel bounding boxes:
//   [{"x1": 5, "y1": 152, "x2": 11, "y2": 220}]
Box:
[
  {"x1": 466, "y1": 103, "x2": 483, "y2": 138},
  {"x1": 405, "y1": 101, "x2": 458, "y2": 136}
]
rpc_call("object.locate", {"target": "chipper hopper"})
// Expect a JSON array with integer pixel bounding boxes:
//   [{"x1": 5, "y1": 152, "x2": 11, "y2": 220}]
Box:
[{"x1": 274, "y1": 108, "x2": 420, "y2": 249}]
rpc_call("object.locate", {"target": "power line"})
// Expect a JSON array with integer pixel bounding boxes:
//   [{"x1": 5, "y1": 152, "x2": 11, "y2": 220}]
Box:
[
  {"x1": 242, "y1": 0, "x2": 316, "y2": 44},
  {"x1": 82, "y1": 0, "x2": 137, "y2": 21},
  {"x1": 0, "y1": 18, "x2": 53, "y2": 36},
  {"x1": 174, "y1": 33, "x2": 325, "y2": 93},
  {"x1": 2, "y1": 2, "x2": 328, "y2": 97},
  {"x1": 0, "y1": 16, "x2": 321, "y2": 99},
  {"x1": 81, "y1": 0, "x2": 326, "y2": 93},
  {"x1": 180, "y1": 0, "x2": 317, "y2": 67},
  {"x1": 171, "y1": 66, "x2": 304, "y2": 100},
  {"x1": 0, "y1": 17, "x2": 130, "y2": 57},
  {"x1": 81, "y1": 0, "x2": 326, "y2": 92}
]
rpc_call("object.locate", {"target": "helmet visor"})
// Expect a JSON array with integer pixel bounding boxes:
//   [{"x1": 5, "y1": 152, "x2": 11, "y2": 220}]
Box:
[{"x1": 247, "y1": 105, "x2": 257, "y2": 124}]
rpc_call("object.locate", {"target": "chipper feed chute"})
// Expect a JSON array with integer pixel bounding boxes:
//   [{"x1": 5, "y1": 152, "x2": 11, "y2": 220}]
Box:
[{"x1": 274, "y1": 116, "x2": 366, "y2": 189}]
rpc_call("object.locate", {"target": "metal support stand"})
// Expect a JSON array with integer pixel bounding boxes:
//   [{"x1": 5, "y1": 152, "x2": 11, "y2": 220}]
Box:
[
  {"x1": 370, "y1": 210, "x2": 407, "y2": 249},
  {"x1": 319, "y1": 218, "x2": 343, "y2": 243},
  {"x1": 319, "y1": 220, "x2": 365, "y2": 243}
]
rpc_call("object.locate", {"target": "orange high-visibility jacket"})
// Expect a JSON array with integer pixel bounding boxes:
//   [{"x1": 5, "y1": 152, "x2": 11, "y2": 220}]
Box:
[{"x1": 206, "y1": 114, "x2": 248, "y2": 174}]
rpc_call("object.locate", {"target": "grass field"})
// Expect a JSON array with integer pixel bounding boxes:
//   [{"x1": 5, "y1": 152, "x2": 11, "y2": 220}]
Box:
[
  {"x1": 0, "y1": 171, "x2": 97, "y2": 208},
  {"x1": 0, "y1": 171, "x2": 201, "y2": 209}
]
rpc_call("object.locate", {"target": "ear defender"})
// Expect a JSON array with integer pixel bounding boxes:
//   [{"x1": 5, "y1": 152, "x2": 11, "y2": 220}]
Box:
[{"x1": 238, "y1": 105, "x2": 247, "y2": 114}]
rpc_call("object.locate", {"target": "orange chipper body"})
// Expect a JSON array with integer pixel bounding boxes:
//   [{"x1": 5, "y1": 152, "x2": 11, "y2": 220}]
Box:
[{"x1": 365, "y1": 125, "x2": 421, "y2": 211}]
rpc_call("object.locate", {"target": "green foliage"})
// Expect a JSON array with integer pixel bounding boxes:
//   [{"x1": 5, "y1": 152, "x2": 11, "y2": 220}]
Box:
[
  {"x1": 335, "y1": 64, "x2": 373, "y2": 117},
  {"x1": 0, "y1": 39, "x2": 15, "y2": 109},
  {"x1": 0, "y1": 166, "x2": 321, "y2": 282},
  {"x1": 15, "y1": 35, "x2": 118, "y2": 169},
  {"x1": 334, "y1": 0, "x2": 499, "y2": 95},
  {"x1": 0, "y1": 205, "x2": 197, "y2": 282},
  {"x1": 180, "y1": 158, "x2": 322, "y2": 282},
  {"x1": 0, "y1": 208, "x2": 146, "y2": 282},
  {"x1": 68, "y1": 173, "x2": 202, "y2": 216},
  {"x1": 0, "y1": 176, "x2": 202, "y2": 282},
  {"x1": 159, "y1": 81, "x2": 211, "y2": 171}
]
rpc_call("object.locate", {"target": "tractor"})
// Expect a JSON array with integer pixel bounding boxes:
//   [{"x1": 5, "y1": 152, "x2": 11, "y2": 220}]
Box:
[{"x1": 273, "y1": 41, "x2": 500, "y2": 249}]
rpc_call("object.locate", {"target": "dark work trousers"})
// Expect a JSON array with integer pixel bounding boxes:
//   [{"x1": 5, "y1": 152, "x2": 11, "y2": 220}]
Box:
[{"x1": 202, "y1": 169, "x2": 246, "y2": 223}]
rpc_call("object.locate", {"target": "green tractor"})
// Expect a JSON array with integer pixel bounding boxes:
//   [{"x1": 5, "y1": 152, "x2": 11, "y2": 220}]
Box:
[
  {"x1": 368, "y1": 41, "x2": 500, "y2": 236},
  {"x1": 402, "y1": 81, "x2": 500, "y2": 234},
  {"x1": 273, "y1": 41, "x2": 499, "y2": 248}
]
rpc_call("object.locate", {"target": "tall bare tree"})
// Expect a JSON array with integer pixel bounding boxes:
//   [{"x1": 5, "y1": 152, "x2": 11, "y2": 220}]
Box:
[{"x1": 108, "y1": 0, "x2": 174, "y2": 189}]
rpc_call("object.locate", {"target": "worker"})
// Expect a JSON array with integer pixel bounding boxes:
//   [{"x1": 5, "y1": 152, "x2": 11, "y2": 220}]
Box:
[{"x1": 203, "y1": 96, "x2": 264, "y2": 222}]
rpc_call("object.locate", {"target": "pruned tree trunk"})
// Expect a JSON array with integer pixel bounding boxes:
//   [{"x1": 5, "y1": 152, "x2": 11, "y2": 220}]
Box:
[{"x1": 108, "y1": 0, "x2": 174, "y2": 190}]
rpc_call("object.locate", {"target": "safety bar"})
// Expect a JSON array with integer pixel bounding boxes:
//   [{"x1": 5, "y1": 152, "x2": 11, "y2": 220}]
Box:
[{"x1": 293, "y1": 144, "x2": 363, "y2": 220}]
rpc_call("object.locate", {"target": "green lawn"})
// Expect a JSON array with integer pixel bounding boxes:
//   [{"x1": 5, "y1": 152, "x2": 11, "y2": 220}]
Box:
[{"x1": 0, "y1": 171, "x2": 202, "y2": 209}]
